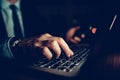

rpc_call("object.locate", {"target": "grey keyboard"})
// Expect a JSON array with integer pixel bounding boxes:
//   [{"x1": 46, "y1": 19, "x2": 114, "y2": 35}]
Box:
[{"x1": 29, "y1": 45, "x2": 90, "y2": 77}]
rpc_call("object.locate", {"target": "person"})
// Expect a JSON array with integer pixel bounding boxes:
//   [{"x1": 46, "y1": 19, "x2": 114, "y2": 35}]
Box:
[
  {"x1": 0, "y1": 0, "x2": 93, "y2": 63},
  {"x1": 0, "y1": 0, "x2": 96, "y2": 62}
]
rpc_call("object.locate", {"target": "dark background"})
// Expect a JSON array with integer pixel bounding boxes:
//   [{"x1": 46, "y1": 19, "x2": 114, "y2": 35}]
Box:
[
  {"x1": 30, "y1": 0, "x2": 119, "y2": 29},
  {"x1": 0, "y1": 0, "x2": 120, "y2": 80}
]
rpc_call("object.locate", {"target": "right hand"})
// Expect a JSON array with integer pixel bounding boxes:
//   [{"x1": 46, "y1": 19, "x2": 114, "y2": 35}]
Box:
[{"x1": 14, "y1": 33, "x2": 74, "y2": 60}]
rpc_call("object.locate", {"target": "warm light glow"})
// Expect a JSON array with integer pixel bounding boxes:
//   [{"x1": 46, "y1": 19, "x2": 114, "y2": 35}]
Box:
[
  {"x1": 91, "y1": 27, "x2": 97, "y2": 34},
  {"x1": 105, "y1": 54, "x2": 120, "y2": 68}
]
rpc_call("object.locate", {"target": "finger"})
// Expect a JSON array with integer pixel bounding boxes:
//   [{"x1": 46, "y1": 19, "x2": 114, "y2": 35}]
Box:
[
  {"x1": 34, "y1": 42, "x2": 41, "y2": 47},
  {"x1": 70, "y1": 38, "x2": 79, "y2": 44},
  {"x1": 74, "y1": 26, "x2": 80, "y2": 31},
  {"x1": 69, "y1": 36, "x2": 81, "y2": 44},
  {"x1": 69, "y1": 26, "x2": 80, "y2": 35},
  {"x1": 43, "y1": 33, "x2": 53, "y2": 37},
  {"x1": 42, "y1": 47, "x2": 53, "y2": 60},
  {"x1": 57, "y1": 37, "x2": 74, "y2": 57},
  {"x1": 81, "y1": 33, "x2": 85, "y2": 39},
  {"x1": 38, "y1": 33, "x2": 53, "y2": 41},
  {"x1": 66, "y1": 26, "x2": 80, "y2": 41},
  {"x1": 48, "y1": 40, "x2": 61, "y2": 59},
  {"x1": 74, "y1": 36, "x2": 81, "y2": 42}
]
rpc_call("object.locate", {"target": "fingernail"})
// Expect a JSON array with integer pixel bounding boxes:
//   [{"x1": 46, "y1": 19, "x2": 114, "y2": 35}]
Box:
[
  {"x1": 71, "y1": 51, "x2": 74, "y2": 56},
  {"x1": 67, "y1": 54, "x2": 70, "y2": 58}
]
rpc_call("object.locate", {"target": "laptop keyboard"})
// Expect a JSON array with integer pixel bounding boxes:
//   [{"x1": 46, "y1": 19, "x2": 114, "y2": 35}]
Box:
[{"x1": 32, "y1": 45, "x2": 90, "y2": 72}]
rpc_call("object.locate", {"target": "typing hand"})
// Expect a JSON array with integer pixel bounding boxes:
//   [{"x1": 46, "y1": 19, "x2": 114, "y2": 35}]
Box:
[{"x1": 14, "y1": 33, "x2": 73, "y2": 60}]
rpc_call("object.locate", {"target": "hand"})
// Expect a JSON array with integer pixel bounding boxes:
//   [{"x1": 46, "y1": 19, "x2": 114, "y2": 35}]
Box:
[
  {"x1": 66, "y1": 26, "x2": 85, "y2": 44},
  {"x1": 66, "y1": 26, "x2": 97, "y2": 44},
  {"x1": 14, "y1": 33, "x2": 73, "y2": 60}
]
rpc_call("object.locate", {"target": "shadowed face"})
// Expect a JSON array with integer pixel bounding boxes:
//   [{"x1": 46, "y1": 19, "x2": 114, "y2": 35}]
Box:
[{"x1": 7, "y1": 0, "x2": 19, "y2": 4}]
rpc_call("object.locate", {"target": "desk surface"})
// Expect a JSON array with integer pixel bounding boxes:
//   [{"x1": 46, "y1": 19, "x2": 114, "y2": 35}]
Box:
[
  {"x1": 1, "y1": 53, "x2": 120, "y2": 80},
  {"x1": 0, "y1": 58, "x2": 91, "y2": 80}
]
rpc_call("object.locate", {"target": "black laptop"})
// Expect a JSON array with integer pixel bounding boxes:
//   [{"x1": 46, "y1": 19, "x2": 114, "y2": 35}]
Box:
[
  {"x1": 6, "y1": 14, "x2": 118, "y2": 80},
  {"x1": 30, "y1": 14, "x2": 119, "y2": 75},
  {"x1": 14, "y1": 15, "x2": 115, "y2": 79}
]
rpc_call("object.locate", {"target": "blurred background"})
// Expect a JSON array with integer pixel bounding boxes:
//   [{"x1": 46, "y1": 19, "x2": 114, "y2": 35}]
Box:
[{"x1": 28, "y1": 0, "x2": 119, "y2": 29}]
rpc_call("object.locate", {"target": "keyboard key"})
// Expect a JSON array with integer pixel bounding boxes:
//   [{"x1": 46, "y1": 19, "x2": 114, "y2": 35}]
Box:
[{"x1": 32, "y1": 45, "x2": 90, "y2": 72}]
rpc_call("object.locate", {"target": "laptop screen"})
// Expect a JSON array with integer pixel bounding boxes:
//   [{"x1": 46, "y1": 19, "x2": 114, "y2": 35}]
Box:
[
  {"x1": 91, "y1": 14, "x2": 120, "y2": 56},
  {"x1": 104, "y1": 14, "x2": 120, "y2": 53}
]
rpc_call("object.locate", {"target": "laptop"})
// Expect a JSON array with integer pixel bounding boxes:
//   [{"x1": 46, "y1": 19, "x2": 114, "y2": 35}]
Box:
[
  {"x1": 20, "y1": 14, "x2": 117, "y2": 78},
  {"x1": 94, "y1": 14, "x2": 119, "y2": 54},
  {"x1": 10, "y1": 14, "x2": 118, "y2": 79},
  {"x1": 28, "y1": 44, "x2": 90, "y2": 78}
]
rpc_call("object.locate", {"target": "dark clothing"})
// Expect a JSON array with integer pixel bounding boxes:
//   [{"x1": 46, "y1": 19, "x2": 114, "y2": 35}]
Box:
[
  {"x1": 0, "y1": 1, "x2": 67, "y2": 40},
  {"x1": 20, "y1": 1, "x2": 67, "y2": 38},
  {"x1": 0, "y1": 1, "x2": 68, "y2": 58}
]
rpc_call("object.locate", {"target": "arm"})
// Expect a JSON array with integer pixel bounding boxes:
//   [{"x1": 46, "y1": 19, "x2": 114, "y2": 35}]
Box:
[
  {"x1": 0, "y1": 37, "x2": 15, "y2": 59},
  {"x1": 5, "y1": 33, "x2": 73, "y2": 62}
]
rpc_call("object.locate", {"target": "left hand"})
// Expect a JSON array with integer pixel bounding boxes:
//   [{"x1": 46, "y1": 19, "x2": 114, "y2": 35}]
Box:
[
  {"x1": 66, "y1": 26, "x2": 84, "y2": 44},
  {"x1": 66, "y1": 26, "x2": 97, "y2": 44}
]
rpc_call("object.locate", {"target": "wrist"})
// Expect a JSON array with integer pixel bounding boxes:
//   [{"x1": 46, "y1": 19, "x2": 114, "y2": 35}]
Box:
[{"x1": 8, "y1": 37, "x2": 21, "y2": 58}]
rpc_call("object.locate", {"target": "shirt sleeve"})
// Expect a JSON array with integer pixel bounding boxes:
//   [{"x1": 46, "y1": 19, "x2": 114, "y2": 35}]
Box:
[{"x1": 0, "y1": 37, "x2": 15, "y2": 59}]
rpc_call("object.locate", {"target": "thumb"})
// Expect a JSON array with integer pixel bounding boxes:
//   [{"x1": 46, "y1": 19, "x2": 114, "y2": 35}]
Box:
[{"x1": 74, "y1": 26, "x2": 80, "y2": 31}]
